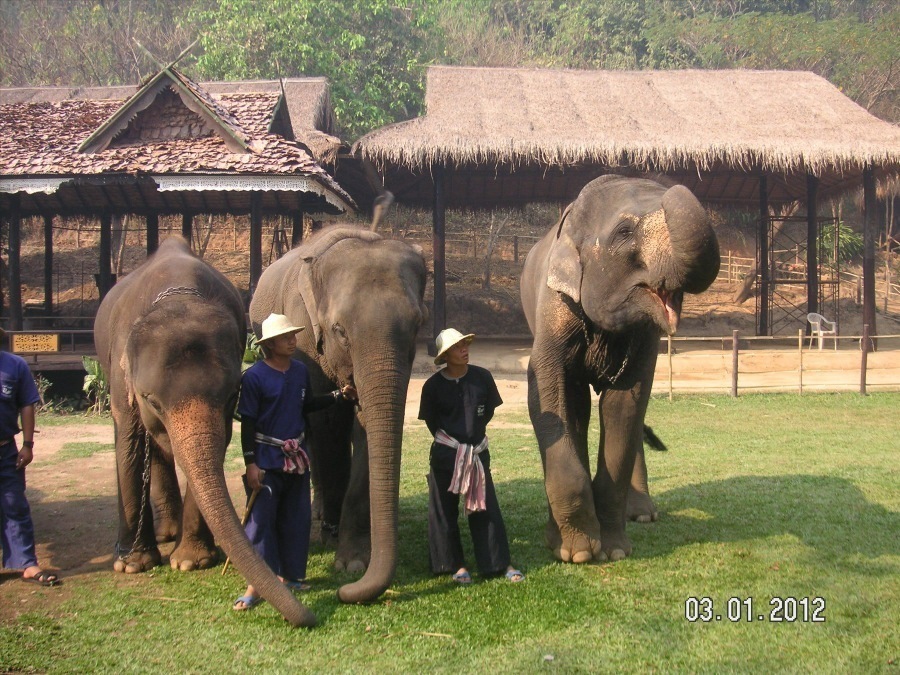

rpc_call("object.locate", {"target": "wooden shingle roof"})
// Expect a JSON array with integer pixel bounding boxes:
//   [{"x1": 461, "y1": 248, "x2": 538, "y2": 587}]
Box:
[{"x1": 0, "y1": 69, "x2": 353, "y2": 215}]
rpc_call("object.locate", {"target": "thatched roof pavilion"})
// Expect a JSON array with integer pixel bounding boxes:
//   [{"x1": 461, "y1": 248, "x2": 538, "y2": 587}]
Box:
[{"x1": 355, "y1": 66, "x2": 900, "y2": 340}]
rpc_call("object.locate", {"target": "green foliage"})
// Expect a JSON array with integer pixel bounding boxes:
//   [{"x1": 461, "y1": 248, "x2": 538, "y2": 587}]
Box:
[
  {"x1": 2, "y1": 394, "x2": 898, "y2": 671},
  {"x1": 82, "y1": 356, "x2": 109, "y2": 414},
  {"x1": 242, "y1": 331, "x2": 264, "y2": 370},
  {"x1": 820, "y1": 221, "x2": 865, "y2": 262},
  {"x1": 190, "y1": 0, "x2": 436, "y2": 137}
]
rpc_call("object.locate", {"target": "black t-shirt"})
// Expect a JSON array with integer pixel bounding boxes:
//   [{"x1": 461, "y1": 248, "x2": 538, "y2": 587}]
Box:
[{"x1": 418, "y1": 365, "x2": 503, "y2": 445}]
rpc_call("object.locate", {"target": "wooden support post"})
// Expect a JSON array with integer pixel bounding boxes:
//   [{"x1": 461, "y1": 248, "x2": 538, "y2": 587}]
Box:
[
  {"x1": 860, "y1": 323, "x2": 869, "y2": 396},
  {"x1": 862, "y1": 167, "x2": 877, "y2": 347},
  {"x1": 667, "y1": 335, "x2": 673, "y2": 401},
  {"x1": 43, "y1": 214, "x2": 54, "y2": 315},
  {"x1": 181, "y1": 213, "x2": 193, "y2": 246},
  {"x1": 758, "y1": 175, "x2": 769, "y2": 336},
  {"x1": 798, "y1": 329, "x2": 804, "y2": 395},
  {"x1": 146, "y1": 212, "x2": 159, "y2": 256},
  {"x1": 7, "y1": 195, "x2": 23, "y2": 331},
  {"x1": 731, "y1": 330, "x2": 739, "y2": 398},
  {"x1": 514, "y1": 235, "x2": 519, "y2": 264},
  {"x1": 291, "y1": 211, "x2": 304, "y2": 247},
  {"x1": 431, "y1": 165, "x2": 447, "y2": 355},
  {"x1": 99, "y1": 212, "x2": 113, "y2": 300},
  {"x1": 249, "y1": 192, "x2": 263, "y2": 299},
  {"x1": 806, "y1": 173, "x2": 819, "y2": 317}
]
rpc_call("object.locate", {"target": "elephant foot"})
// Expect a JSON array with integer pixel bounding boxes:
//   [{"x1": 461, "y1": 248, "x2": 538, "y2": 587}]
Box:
[
  {"x1": 169, "y1": 540, "x2": 219, "y2": 571},
  {"x1": 113, "y1": 547, "x2": 161, "y2": 574},
  {"x1": 333, "y1": 535, "x2": 371, "y2": 574},
  {"x1": 545, "y1": 518, "x2": 601, "y2": 564},
  {"x1": 597, "y1": 529, "x2": 632, "y2": 563},
  {"x1": 626, "y1": 488, "x2": 658, "y2": 524}
]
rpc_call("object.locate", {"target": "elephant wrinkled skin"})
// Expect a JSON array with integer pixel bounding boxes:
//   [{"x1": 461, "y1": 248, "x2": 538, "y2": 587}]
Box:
[
  {"x1": 94, "y1": 237, "x2": 315, "y2": 627},
  {"x1": 520, "y1": 176, "x2": 719, "y2": 564},
  {"x1": 249, "y1": 225, "x2": 427, "y2": 604}
]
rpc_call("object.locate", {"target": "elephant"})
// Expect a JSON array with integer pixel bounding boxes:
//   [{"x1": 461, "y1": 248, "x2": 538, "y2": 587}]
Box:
[
  {"x1": 249, "y1": 225, "x2": 428, "y2": 604},
  {"x1": 94, "y1": 236, "x2": 315, "y2": 627},
  {"x1": 520, "y1": 175, "x2": 719, "y2": 564}
]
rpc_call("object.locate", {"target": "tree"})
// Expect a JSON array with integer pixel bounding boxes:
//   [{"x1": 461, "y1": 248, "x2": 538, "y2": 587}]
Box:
[{"x1": 190, "y1": 0, "x2": 436, "y2": 138}]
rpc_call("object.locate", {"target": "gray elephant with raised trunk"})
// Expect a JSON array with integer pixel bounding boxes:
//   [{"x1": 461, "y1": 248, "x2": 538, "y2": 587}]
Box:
[
  {"x1": 94, "y1": 237, "x2": 314, "y2": 627},
  {"x1": 249, "y1": 225, "x2": 427, "y2": 604},
  {"x1": 521, "y1": 175, "x2": 719, "y2": 564}
]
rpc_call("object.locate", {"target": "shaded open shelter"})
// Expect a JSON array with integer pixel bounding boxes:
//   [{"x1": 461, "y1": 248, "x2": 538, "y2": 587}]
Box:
[
  {"x1": 0, "y1": 66, "x2": 361, "y2": 329},
  {"x1": 355, "y1": 66, "x2": 900, "y2": 342}
]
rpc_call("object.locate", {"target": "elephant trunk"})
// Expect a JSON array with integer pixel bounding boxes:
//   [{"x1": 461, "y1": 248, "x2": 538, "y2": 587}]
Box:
[
  {"x1": 337, "y1": 348, "x2": 409, "y2": 604},
  {"x1": 168, "y1": 399, "x2": 316, "y2": 627},
  {"x1": 660, "y1": 185, "x2": 720, "y2": 294}
]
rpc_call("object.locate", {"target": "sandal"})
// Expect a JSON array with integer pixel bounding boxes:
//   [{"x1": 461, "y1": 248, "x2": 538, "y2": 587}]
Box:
[
  {"x1": 22, "y1": 570, "x2": 61, "y2": 587},
  {"x1": 232, "y1": 594, "x2": 263, "y2": 611},
  {"x1": 284, "y1": 580, "x2": 311, "y2": 592},
  {"x1": 505, "y1": 569, "x2": 525, "y2": 583},
  {"x1": 452, "y1": 570, "x2": 472, "y2": 584}
]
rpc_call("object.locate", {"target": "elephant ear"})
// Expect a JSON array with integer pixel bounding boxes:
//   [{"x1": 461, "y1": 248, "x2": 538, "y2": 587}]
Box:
[
  {"x1": 546, "y1": 202, "x2": 582, "y2": 303},
  {"x1": 295, "y1": 259, "x2": 324, "y2": 353}
]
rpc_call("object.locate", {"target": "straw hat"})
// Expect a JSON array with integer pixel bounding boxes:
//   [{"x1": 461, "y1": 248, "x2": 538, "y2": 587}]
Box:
[
  {"x1": 259, "y1": 313, "x2": 305, "y2": 342},
  {"x1": 434, "y1": 328, "x2": 475, "y2": 365}
]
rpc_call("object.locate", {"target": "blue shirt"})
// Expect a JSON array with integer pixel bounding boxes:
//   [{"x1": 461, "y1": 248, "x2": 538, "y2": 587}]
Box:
[
  {"x1": 238, "y1": 359, "x2": 310, "y2": 471},
  {"x1": 0, "y1": 351, "x2": 41, "y2": 440}
]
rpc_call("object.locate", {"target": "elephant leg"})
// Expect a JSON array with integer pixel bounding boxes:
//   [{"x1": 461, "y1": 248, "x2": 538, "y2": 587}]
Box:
[
  {"x1": 112, "y1": 412, "x2": 161, "y2": 573},
  {"x1": 626, "y1": 445, "x2": 658, "y2": 523},
  {"x1": 169, "y1": 481, "x2": 219, "y2": 571},
  {"x1": 335, "y1": 418, "x2": 371, "y2": 573},
  {"x1": 527, "y1": 361, "x2": 601, "y2": 564},
  {"x1": 309, "y1": 403, "x2": 353, "y2": 547},
  {"x1": 150, "y1": 447, "x2": 182, "y2": 543},
  {"x1": 593, "y1": 378, "x2": 653, "y2": 561}
]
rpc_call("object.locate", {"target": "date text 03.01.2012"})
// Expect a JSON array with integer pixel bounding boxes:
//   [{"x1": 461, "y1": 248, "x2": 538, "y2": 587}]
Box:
[{"x1": 684, "y1": 597, "x2": 826, "y2": 623}]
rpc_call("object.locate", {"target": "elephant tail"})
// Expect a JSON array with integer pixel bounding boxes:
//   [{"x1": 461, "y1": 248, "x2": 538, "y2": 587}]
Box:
[{"x1": 643, "y1": 425, "x2": 668, "y2": 452}]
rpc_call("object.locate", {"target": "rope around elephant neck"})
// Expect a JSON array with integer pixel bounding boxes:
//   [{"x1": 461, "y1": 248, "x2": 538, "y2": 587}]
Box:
[
  {"x1": 117, "y1": 429, "x2": 152, "y2": 563},
  {"x1": 152, "y1": 286, "x2": 203, "y2": 305}
]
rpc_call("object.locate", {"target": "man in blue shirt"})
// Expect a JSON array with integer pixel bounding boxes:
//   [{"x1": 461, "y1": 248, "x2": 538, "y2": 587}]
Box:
[
  {"x1": 233, "y1": 314, "x2": 355, "y2": 611},
  {"x1": 0, "y1": 328, "x2": 60, "y2": 586}
]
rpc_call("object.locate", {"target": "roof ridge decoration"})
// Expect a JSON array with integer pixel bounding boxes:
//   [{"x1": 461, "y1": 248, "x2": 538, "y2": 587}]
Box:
[{"x1": 77, "y1": 65, "x2": 251, "y2": 155}]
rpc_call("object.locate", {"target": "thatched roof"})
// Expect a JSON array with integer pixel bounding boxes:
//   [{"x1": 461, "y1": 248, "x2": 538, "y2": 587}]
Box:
[{"x1": 355, "y1": 66, "x2": 900, "y2": 206}]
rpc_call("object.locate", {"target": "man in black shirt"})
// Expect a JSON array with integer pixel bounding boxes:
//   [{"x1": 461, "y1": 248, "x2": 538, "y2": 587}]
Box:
[{"x1": 418, "y1": 328, "x2": 524, "y2": 584}]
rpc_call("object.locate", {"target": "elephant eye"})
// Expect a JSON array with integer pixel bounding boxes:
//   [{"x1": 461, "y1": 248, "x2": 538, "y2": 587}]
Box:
[{"x1": 332, "y1": 323, "x2": 350, "y2": 348}]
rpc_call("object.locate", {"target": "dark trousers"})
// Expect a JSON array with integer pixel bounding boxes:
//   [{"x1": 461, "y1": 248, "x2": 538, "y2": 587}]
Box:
[
  {"x1": 427, "y1": 445, "x2": 511, "y2": 576},
  {"x1": 243, "y1": 470, "x2": 311, "y2": 583},
  {"x1": 0, "y1": 443, "x2": 37, "y2": 570}
]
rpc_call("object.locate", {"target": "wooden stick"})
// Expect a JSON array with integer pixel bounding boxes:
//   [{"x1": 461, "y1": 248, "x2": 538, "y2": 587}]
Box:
[{"x1": 221, "y1": 487, "x2": 260, "y2": 576}]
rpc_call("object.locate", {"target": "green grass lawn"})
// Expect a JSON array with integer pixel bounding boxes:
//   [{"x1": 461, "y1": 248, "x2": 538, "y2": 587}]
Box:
[{"x1": 2, "y1": 393, "x2": 898, "y2": 673}]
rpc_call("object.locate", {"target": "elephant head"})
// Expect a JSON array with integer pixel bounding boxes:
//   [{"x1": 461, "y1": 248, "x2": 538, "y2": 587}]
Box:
[
  {"x1": 250, "y1": 227, "x2": 428, "y2": 604},
  {"x1": 96, "y1": 238, "x2": 315, "y2": 627},
  {"x1": 546, "y1": 175, "x2": 720, "y2": 335}
]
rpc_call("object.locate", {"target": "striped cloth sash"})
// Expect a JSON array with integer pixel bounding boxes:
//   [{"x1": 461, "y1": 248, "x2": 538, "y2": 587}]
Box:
[
  {"x1": 255, "y1": 432, "x2": 309, "y2": 474},
  {"x1": 434, "y1": 429, "x2": 488, "y2": 514}
]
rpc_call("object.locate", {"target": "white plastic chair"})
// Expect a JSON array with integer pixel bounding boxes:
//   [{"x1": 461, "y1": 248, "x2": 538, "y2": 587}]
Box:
[{"x1": 807, "y1": 312, "x2": 837, "y2": 351}]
